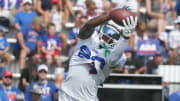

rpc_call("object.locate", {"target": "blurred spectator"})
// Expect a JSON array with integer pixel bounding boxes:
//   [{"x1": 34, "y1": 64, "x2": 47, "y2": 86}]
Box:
[
  {"x1": 125, "y1": 46, "x2": 147, "y2": 74},
  {"x1": 0, "y1": 56, "x2": 8, "y2": 84},
  {"x1": 129, "y1": 21, "x2": 149, "y2": 53},
  {"x1": 25, "y1": 64, "x2": 57, "y2": 101},
  {"x1": 0, "y1": 90, "x2": 9, "y2": 101},
  {"x1": 162, "y1": 0, "x2": 176, "y2": 25},
  {"x1": 15, "y1": 0, "x2": 37, "y2": 31},
  {"x1": 51, "y1": 3, "x2": 68, "y2": 33},
  {"x1": 18, "y1": 63, "x2": 38, "y2": 93},
  {"x1": 146, "y1": 0, "x2": 167, "y2": 38},
  {"x1": 50, "y1": 3, "x2": 69, "y2": 56},
  {"x1": 13, "y1": 16, "x2": 43, "y2": 72},
  {"x1": 76, "y1": 0, "x2": 103, "y2": 16},
  {"x1": 85, "y1": 0, "x2": 101, "y2": 20},
  {"x1": 36, "y1": 0, "x2": 73, "y2": 26},
  {"x1": 55, "y1": 68, "x2": 65, "y2": 88},
  {"x1": 129, "y1": 20, "x2": 160, "y2": 58},
  {"x1": 111, "y1": 0, "x2": 138, "y2": 13},
  {"x1": 69, "y1": 16, "x2": 88, "y2": 56},
  {"x1": 60, "y1": 0, "x2": 74, "y2": 18},
  {"x1": 0, "y1": 25, "x2": 11, "y2": 68},
  {"x1": 146, "y1": 52, "x2": 163, "y2": 74},
  {"x1": 36, "y1": 0, "x2": 53, "y2": 26},
  {"x1": 0, "y1": 0, "x2": 22, "y2": 24},
  {"x1": 0, "y1": 70, "x2": 24, "y2": 101},
  {"x1": 102, "y1": 0, "x2": 112, "y2": 13},
  {"x1": 159, "y1": 31, "x2": 169, "y2": 63},
  {"x1": 36, "y1": 0, "x2": 69, "y2": 55},
  {"x1": 113, "y1": 46, "x2": 147, "y2": 74},
  {"x1": 168, "y1": 16, "x2": 180, "y2": 64},
  {"x1": 169, "y1": 90, "x2": 180, "y2": 101},
  {"x1": 41, "y1": 23, "x2": 62, "y2": 68}
]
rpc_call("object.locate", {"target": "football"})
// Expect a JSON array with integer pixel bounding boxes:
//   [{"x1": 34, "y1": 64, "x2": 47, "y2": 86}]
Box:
[{"x1": 110, "y1": 8, "x2": 136, "y2": 26}]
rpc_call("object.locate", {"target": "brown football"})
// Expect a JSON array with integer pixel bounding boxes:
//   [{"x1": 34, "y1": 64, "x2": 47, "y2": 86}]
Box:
[{"x1": 110, "y1": 8, "x2": 136, "y2": 26}]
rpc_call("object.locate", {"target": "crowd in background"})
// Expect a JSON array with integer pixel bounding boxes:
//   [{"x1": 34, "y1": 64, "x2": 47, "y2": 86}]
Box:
[{"x1": 0, "y1": 0, "x2": 180, "y2": 101}]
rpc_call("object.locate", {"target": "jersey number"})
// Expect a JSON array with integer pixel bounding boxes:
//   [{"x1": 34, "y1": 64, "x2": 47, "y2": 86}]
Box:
[{"x1": 78, "y1": 45, "x2": 105, "y2": 74}]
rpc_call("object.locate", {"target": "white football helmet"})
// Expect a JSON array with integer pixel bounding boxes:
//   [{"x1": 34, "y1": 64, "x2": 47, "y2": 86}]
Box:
[
  {"x1": 98, "y1": 20, "x2": 123, "y2": 48},
  {"x1": 98, "y1": 15, "x2": 137, "y2": 48}
]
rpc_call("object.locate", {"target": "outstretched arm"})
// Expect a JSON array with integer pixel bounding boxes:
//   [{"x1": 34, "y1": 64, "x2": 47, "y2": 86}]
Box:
[
  {"x1": 78, "y1": 14, "x2": 110, "y2": 39},
  {"x1": 108, "y1": 16, "x2": 137, "y2": 68}
]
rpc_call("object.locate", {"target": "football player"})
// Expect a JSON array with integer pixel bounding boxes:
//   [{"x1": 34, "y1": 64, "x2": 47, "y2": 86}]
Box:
[{"x1": 59, "y1": 8, "x2": 137, "y2": 101}]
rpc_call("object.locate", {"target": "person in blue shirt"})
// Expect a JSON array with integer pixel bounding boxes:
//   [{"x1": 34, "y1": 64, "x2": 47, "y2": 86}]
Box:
[
  {"x1": 14, "y1": 0, "x2": 37, "y2": 31},
  {"x1": 13, "y1": 16, "x2": 44, "y2": 72},
  {"x1": 0, "y1": 90, "x2": 9, "y2": 101},
  {"x1": 25, "y1": 64, "x2": 58, "y2": 101},
  {"x1": 0, "y1": 70, "x2": 24, "y2": 101},
  {"x1": 41, "y1": 23, "x2": 62, "y2": 68},
  {"x1": 0, "y1": 25, "x2": 11, "y2": 68},
  {"x1": 169, "y1": 91, "x2": 180, "y2": 101}
]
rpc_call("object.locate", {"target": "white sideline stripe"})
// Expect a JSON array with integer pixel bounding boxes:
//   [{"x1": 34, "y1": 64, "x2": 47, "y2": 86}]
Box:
[
  {"x1": 98, "y1": 84, "x2": 163, "y2": 90},
  {"x1": 110, "y1": 73, "x2": 162, "y2": 78}
]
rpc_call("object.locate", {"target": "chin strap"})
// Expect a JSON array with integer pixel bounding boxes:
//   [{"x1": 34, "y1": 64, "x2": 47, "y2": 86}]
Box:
[{"x1": 103, "y1": 42, "x2": 110, "y2": 57}]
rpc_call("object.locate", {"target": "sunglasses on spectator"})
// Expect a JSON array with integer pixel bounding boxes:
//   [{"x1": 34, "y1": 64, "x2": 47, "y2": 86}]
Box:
[
  {"x1": 5, "y1": 76, "x2": 13, "y2": 79},
  {"x1": 39, "y1": 70, "x2": 47, "y2": 73}
]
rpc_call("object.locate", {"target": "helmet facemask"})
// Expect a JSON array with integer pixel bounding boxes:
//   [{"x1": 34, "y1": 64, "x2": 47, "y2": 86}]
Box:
[{"x1": 99, "y1": 20, "x2": 122, "y2": 48}]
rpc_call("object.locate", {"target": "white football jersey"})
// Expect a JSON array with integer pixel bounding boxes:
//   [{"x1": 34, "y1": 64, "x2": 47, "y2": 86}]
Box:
[{"x1": 61, "y1": 32, "x2": 128, "y2": 101}]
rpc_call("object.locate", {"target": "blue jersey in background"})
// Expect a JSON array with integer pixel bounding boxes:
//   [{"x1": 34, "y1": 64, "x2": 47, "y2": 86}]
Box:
[
  {"x1": 0, "y1": 85, "x2": 22, "y2": 101},
  {"x1": 13, "y1": 27, "x2": 41, "y2": 51},
  {"x1": 15, "y1": 11, "x2": 37, "y2": 31},
  {"x1": 0, "y1": 91, "x2": 9, "y2": 101},
  {"x1": 25, "y1": 81, "x2": 58, "y2": 101}
]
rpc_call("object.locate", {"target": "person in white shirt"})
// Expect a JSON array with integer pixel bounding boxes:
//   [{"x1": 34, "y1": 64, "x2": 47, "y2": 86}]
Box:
[{"x1": 168, "y1": 16, "x2": 180, "y2": 64}]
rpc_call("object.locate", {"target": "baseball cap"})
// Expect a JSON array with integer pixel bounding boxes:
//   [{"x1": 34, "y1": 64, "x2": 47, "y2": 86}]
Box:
[
  {"x1": 23, "y1": 0, "x2": 32, "y2": 5},
  {"x1": 37, "y1": 64, "x2": 48, "y2": 72},
  {"x1": 0, "y1": 25, "x2": 6, "y2": 32},
  {"x1": 32, "y1": 16, "x2": 45, "y2": 27},
  {"x1": 3, "y1": 70, "x2": 13, "y2": 77}
]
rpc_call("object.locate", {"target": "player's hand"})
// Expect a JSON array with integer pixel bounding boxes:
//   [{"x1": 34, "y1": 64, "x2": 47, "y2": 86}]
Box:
[{"x1": 122, "y1": 16, "x2": 137, "y2": 39}]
